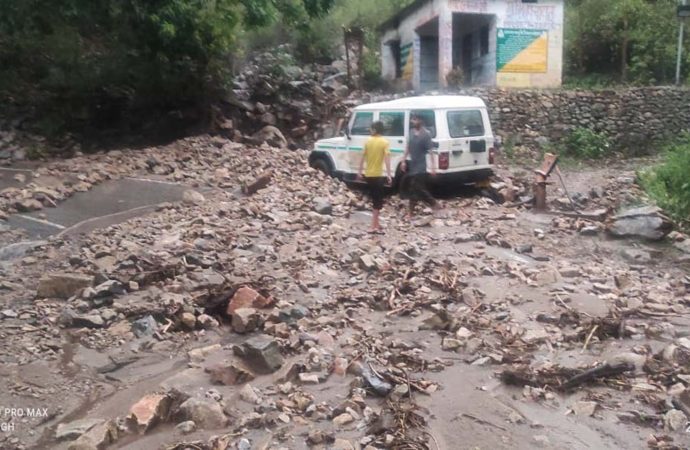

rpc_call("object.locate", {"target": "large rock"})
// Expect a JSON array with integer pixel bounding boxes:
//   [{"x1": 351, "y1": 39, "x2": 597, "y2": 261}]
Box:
[
  {"x1": 132, "y1": 315, "x2": 158, "y2": 338},
  {"x1": 37, "y1": 273, "x2": 94, "y2": 299},
  {"x1": 14, "y1": 198, "x2": 43, "y2": 212},
  {"x1": 127, "y1": 393, "x2": 171, "y2": 433},
  {"x1": 234, "y1": 335, "x2": 284, "y2": 374},
  {"x1": 56, "y1": 419, "x2": 104, "y2": 440},
  {"x1": 674, "y1": 240, "x2": 690, "y2": 254},
  {"x1": 226, "y1": 286, "x2": 272, "y2": 315},
  {"x1": 206, "y1": 361, "x2": 255, "y2": 385},
  {"x1": 67, "y1": 420, "x2": 118, "y2": 450},
  {"x1": 182, "y1": 190, "x2": 205, "y2": 206},
  {"x1": 232, "y1": 307, "x2": 260, "y2": 333},
  {"x1": 92, "y1": 280, "x2": 126, "y2": 298},
  {"x1": 251, "y1": 126, "x2": 287, "y2": 148},
  {"x1": 664, "y1": 409, "x2": 687, "y2": 432},
  {"x1": 59, "y1": 309, "x2": 105, "y2": 329},
  {"x1": 607, "y1": 206, "x2": 672, "y2": 241},
  {"x1": 177, "y1": 398, "x2": 227, "y2": 429},
  {"x1": 314, "y1": 197, "x2": 333, "y2": 215}
]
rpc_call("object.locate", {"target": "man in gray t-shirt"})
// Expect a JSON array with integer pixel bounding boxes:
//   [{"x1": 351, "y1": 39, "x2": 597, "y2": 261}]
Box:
[{"x1": 401, "y1": 113, "x2": 437, "y2": 217}]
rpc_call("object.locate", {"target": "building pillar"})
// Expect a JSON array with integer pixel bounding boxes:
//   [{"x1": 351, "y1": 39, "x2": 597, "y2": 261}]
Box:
[
  {"x1": 413, "y1": 36, "x2": 421, "y2": 91},
  {"x1": 438, "y1": 13, "x2": 453, "y2": 88}
]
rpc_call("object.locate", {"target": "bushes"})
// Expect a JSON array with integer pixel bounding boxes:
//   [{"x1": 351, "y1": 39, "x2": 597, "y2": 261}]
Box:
[
  {"x1": 639, "y1": 134, "x2": 690, "y2": 227},
  {"x1": 561, "y1": 127, "x2": 611, "y2": 159},
  {"x1": 0, "y1": 0, "x2": 334, "y2": 144}
]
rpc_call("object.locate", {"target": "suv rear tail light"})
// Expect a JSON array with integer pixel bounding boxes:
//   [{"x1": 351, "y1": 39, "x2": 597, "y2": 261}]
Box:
[
  {"x1": 438, "y1": 152, "x2": 449, "y2": 170},
  {"x1": 489, "y1": 147, "x2": 496, "y2": 165}
]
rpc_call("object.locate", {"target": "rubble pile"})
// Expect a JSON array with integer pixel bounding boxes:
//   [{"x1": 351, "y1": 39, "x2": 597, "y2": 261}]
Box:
[
  {"x1": 217, "y1": 47, "x2": 358, "y2": 147},
  {"x1": 0, "y1": 135, "x2": 689, "y2": 449}
]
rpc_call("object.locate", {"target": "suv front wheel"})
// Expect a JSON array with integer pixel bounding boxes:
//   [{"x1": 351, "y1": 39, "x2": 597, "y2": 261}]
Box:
[{"x1": 310, "y1": 158, "x2": 331, "y2": 176}]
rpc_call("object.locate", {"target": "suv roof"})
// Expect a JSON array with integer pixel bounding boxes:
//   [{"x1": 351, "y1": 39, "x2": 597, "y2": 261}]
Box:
[{"x1": 354, "y1": 95, "x2": 486, "y2": 111}]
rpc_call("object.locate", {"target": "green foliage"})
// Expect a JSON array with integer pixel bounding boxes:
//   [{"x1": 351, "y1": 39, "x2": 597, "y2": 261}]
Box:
[
  {"x1": 561, "y1": 128, "x2": 611, "y2": 159},
  {"x1": 0, "y1": 0, "x2": 332, "y2": 142},
  {"x1": 639, "y1": 134, "x2": 690, "y2": 226},
  {"x1": 243, "y1": 0, "x2": 413, "y2": 73},
  {"x1": 566, "y1": 0, "x2": 690, "y2": 85}
]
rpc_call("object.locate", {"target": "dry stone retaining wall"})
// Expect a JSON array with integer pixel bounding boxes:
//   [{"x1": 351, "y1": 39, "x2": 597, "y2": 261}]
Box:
[{"x1": 450, "y1": 87, "x2": 690, "y2": 151}]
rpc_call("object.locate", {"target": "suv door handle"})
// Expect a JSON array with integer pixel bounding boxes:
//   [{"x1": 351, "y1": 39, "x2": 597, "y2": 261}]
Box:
[{"x1": 397, "y1": 139, "x2": 403, "y2": 144}]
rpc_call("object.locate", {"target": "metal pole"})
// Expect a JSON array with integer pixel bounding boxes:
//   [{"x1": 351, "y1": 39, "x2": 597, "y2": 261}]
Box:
[{"x1": 677, "y1": 20, "x2": 685, "y2": 85}]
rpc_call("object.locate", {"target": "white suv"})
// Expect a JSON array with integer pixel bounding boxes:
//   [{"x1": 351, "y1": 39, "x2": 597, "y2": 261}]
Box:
[{"x1": 309, "y1": 95, "x2": 496, "y2": 186}]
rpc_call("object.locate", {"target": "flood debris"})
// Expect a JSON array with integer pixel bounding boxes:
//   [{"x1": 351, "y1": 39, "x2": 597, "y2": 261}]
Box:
[
  {"x1": 500, "y1": 361, "x2": 635, "y2": 391},
  {"x1": 0, "y1": 132, "x2": 688, "y2": 450}
]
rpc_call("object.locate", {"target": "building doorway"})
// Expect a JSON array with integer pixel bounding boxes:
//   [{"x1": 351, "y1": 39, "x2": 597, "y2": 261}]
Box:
[
  {"x1": 452, "y1": 13, "x2": 496, "y2": 86},
  {"x1": 417, "y1": 17, "x2": 439, "y2": 91}
]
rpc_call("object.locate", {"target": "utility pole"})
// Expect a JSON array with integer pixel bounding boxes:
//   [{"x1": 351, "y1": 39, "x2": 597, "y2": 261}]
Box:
[{"x1": 678, "y1": 0, "x2": 690, "y2": 85}]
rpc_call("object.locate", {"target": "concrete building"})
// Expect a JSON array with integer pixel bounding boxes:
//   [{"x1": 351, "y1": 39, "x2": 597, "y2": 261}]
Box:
[{"x1": 380, "y1": 0, "x2": 564, "y2": 91}]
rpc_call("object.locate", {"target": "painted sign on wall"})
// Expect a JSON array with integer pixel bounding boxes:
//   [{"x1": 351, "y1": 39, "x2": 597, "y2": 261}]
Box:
[
  {"x1": 449, "y1": 0, "x2": 488, "y2": 13},
  {"x1": 504, "y1": 3, "x2": 558, "y2": 29},
  {"x1": 496, "y1": 28, "x2": 547, "y2": 73},
  {"x1": 400, "y1": 42, "x2": 414, "y2": 80}
]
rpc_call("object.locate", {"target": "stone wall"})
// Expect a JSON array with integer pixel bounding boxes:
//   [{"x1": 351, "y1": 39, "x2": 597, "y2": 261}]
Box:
[{"x1": 453, "y1": 87, "x2": 690, "y2": 151}]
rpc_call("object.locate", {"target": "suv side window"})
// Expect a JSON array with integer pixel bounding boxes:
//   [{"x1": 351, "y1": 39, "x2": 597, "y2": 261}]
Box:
[
  {"x1": 351, "y1": 112, "x2": 374, "y2": 135},
  {"x1": 447, "y1": 110, "x2": 484, "y2": 138},
  {"x1": 379, "y1": 112, "x2": 405, "y2": 136},
  {"x1": 409, "y1": 110, "x2": 436, "y2": 138}
]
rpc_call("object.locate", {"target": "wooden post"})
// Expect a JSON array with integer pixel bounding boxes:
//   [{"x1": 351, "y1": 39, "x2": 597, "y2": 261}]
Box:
[
  {"x1": 534, "y1": 181, "x2": 547, "y2": 211},
  {"x1": 533, "y1": 153, "x2": 559, "y2": 212}
]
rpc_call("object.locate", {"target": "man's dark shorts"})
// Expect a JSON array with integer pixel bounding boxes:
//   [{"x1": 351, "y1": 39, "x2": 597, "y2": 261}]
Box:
[{"x1": 365, "y1": 177, "x2": 386, "y2": 210}]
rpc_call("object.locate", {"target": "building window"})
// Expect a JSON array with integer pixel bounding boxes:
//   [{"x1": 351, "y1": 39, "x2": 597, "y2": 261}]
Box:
[
  {"x1": 480, "y1": 26, "x2": 489, "y2": 56},
  {"x1": 447, "y1": 110, "x2": 484, "y2": 138},
  {"x1": 351, "y1": 112, "x2": 373, "y2": 135},
  {"x1": 409, "y1": 110, "x2": 436, "y2": 138},
  {"x1": 379, "y1": 112, "x2": 405, "y2": 137}
]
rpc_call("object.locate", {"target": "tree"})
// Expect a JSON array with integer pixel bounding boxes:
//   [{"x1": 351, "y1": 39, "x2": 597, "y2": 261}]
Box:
[
  {"x1": 565, "y1": 0, "x2": 689, "y2": 85},
  {"x1": 0, "y1": 0, "x2": 333, "y2": 141}
]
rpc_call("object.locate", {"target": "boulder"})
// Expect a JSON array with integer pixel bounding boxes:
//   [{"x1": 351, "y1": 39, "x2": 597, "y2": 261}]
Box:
[
  {"x1": 251, "y1": 126, "x2": 287, "y2": 148},
  {"x1": 67, "y1": 420, "x2": 118, "y2": 450},
  {"x1": 177, "y1": 398, "x2": 227, "y2": 429},
  {"x1": 56, "y1": 419, "x2": 104, "y2": 441},
  {"x1": 37, "y1": 273, "x2": 94, "y2": 299},
  {"x1": 234, "y1": 335, "x2": 284, "y2": 374},
  {"x1": 206, "y1": 361, "x2": 255, "y2": 385},
  {"x1": 175, "y1": 421, "x2": 196, "y2": 434},
  {"x1": 232, "y1": 307, "x2": 260, "y2": 333},
  {"x1": 14, "y1": 198, "x2": 43, "y2": 212},
  {"x1": 60, "y1": 309, "x2": 105, "y2": 329},
  {"x1": 226, "y1": 286, "x2": 272, "y2": 315},
  {"x1": 314, "y1": 197, "x2": 333, "y2": 215},
  {"x1": 607, "y1": 206, "x2": 672, "y2": 240},
  {"x1": 128, "y1": 394, "x2": 171, "y2": 433},
  {"x1": 182, "y1": 190, "x2": 205, "y2": 206},
  {"x1": 664, "y1": 409, "x2": 687, "y2": 432}
]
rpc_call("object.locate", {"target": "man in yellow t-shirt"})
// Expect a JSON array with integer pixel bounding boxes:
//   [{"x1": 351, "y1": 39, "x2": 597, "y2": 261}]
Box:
[{"x1": 357, "y1": 121, "x2": 392, "y2": 233}]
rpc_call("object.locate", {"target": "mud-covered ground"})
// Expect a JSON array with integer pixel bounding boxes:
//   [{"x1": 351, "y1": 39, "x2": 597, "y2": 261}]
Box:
[{"x1": 0, "y1": 137, "x2": 689, "y2": 450}]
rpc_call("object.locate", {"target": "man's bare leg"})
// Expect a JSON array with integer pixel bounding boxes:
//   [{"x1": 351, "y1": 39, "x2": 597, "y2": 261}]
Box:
[{"x1": 370, "y1": 208, "x2": 381, "y2": 232}]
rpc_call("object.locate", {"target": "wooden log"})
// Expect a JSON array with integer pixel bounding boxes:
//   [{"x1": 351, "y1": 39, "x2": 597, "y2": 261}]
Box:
[
  {"x1": 242, "y1": 170, "x2": 273, "y2": 196},
  {"x1": 560, "y1": 362, "x2": 634, "y2": 390}
]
